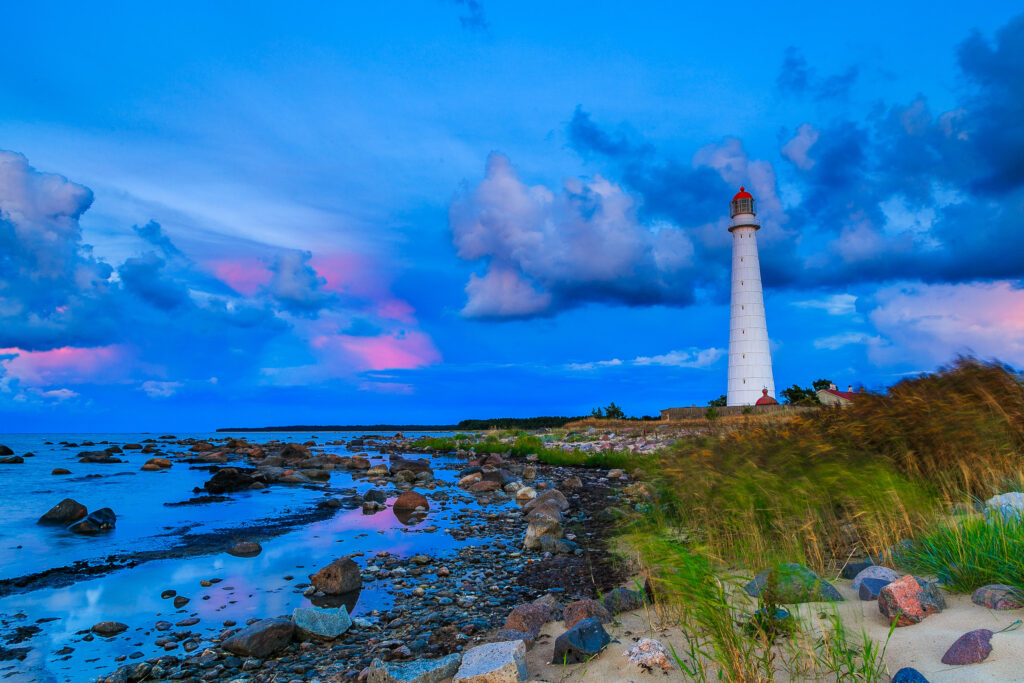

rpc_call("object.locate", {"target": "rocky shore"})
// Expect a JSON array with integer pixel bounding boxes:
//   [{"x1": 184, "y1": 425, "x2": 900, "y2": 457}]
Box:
[{"x1": 0, "y1": 432, "x2": 647, "y2": 682}]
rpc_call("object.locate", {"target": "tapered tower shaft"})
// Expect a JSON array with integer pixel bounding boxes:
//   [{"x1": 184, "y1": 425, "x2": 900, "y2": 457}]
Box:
[{"x1": 727, "y1": 188, "x2": 775, "y2": 406}]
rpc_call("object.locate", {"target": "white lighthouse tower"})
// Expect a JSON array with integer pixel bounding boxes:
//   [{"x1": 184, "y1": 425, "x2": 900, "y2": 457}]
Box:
[{"x1": 727, "y1": 187, "x2": 775, "y2": 406}]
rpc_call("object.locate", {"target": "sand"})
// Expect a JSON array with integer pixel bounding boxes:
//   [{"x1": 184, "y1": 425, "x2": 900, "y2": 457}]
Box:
[{"x1": 520, "y1": 578, "x2": 1024, "y2": 682}]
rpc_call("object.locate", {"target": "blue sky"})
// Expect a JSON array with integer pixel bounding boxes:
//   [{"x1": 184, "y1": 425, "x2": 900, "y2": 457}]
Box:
[{"x1": 1, "y1": 1, "x2": 1023, "y2": 431}]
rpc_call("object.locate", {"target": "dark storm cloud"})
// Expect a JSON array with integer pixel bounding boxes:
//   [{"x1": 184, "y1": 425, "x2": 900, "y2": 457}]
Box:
[{"x1": 777, "y1": 47, "x2": 858, "y2": 101}]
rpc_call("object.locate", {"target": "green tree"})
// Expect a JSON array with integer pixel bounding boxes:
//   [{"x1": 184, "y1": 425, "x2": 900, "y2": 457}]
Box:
[
  {"x1": 812, "y1": 378, "x2": 834, "y2": 392},
  {"x1": 779, "y1": 379, "x2": 833, "y2": 406},
  {"x1": 603, "y1": 401, "x2": 626, "y2": 420},
  {"x1": 709, "y1": 395, "x2": 727, "y2": 407}
]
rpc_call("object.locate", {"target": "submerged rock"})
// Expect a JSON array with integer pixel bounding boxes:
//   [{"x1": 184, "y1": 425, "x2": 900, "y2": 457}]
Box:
[
  {"x1": 68, "y1": 508, "x2": 116, "y2": 534},
  {"x1": 0, "y1": 456, "x2": 24, "y2": 464},
  {"x1": 203, "y1": 468, "x2": 256, "y2": 494},
  {"x1": 91, "y1": 621, "x2": 128, "y2": 637},
  {"x1": 38, "y1": 498, "x2": 87, "y2": 525},
  {"x1": 743, "y1": 563, "x2": 844, "y2": 603},
  {"x1": 227, "y1": 541, "x2": 262, "y2": 557},
  {"x1": 367, "y1": 653, "x2": 461, "y2": 683}
]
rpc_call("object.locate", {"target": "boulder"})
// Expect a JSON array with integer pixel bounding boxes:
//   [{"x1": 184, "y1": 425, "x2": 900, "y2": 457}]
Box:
[
  {"x1": 858, "y1": 578, "x2": 891, "y2": 601},
  {"x1": 523, "y1": 489, "x2": 568, "y2": 514},
  {"x1": 468, "y1": 480, "x2": 500, "y2": 493},
  {"x1": 78, "y1": 451, "x2": 122, "y2": 463},
  {"x1": 389, "y1": 455, "x2": 432, "y2": 475},
  {"x1": 349, "y1": 456, "x2": 372, "y2": 470},
  {"x1": 367, "y1": 464, "x2": 390, "y2": 476},
  {"x1": 941, "y1": 629, "x2": 993, "y2": 665},
  {"x1": 852, "y1": 565, "x2": 900, "y2": 591},
  {"x1": 141, "y1": 458, "x2": 172, "y2": 471},
  {"x1": 503, "y1": 602, "x2": 552, "y2": 638},
  {"x1": 203, "y1": 468, "x2": 256, "y2": 494},
  {"x1": 364, "y1": 489, "x2": 388, "y2": 504},
  {"x1": 0, "y1": 445, "x2": 12, "y2": 455},
  {"x1": 563, "y1": 599, "x2": 612, "y2": 629},
  {"x1": 393, "y1": 491, "x2": 429, "y2": 512},
  {"x1": 561, "y1": 476, "x2": 582, "y2": 489},
  {"x1": 367, "y1": 653, "x2": 462, "y2": 683},
  {"x1": 227, "y1": 541, "x2": 262, "y2": 558},
  {"x1": 292, "y1": 606, "x2": 352, "y2": 640},
  {"x1": 878, "y1": 575, "x2": 945, "y2": 626},
  {"x1": 38, "y1": 498, "x2": 88, "y2": 525},
  {"x1": 454, "y1": 640, "x2": 528, "y2": 683},
  {"x1": 0, "y1": 456, "x2": 24, "y2": 464},
  {"x1": 51, "y1": 468, "x2": 71, "y2": 475},
  {"x1": 91, "y1": 621, "x2": 128, "y2": 636},
  {"x1": 602, "y1": 587, "x2": 645, "y2": 614},
  {"x1": 971, "y1": 584, "x2": 1024, "y2": 610},
  {"x1": 514, "y1": 487, "x2": 537, "y2": 503},
  {"x1": 221, "y1": 617, "x2": 294, "y2": 658},
  {"x1": 983, "y1": 492, "x2": 1024, "y2": 522},
  {"x1": 68, "y1": 508, "x2": 116, "y2": 534},
  {"x1": 522, "y1": 512, "x2": 563, "y2": 551},
  {"x1": 552, "y1": 618, "x2": 610, "y2": 664},
  {"x1": 743, "y1": 563, "x2": 844, "y2": 603},
  {"x1": 309, "y1": 558, "x2": 362, "y2": 594},
  {"x1": 623, "y1": 638, "x2": 673, "y2": 671},
  {"x1": 277, "y1": 443, "x2": 311, "y2": 461}
]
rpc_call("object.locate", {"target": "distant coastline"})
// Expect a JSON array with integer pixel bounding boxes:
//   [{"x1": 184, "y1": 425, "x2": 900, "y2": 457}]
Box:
[{"x1": 216, "y1": 416, "x2": 587, "y2": 433}]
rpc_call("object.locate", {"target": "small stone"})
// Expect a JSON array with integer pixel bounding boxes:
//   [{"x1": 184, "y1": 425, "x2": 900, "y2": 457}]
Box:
[
  {"x1": 220, "y1": 617, "x2": 295, "y2": 658},
  {"x1": 971, "y1": 584, "x2": 1024, "y2": 610},
  {"x1": 552, "y1": 618, "x2": 610, "y2": 664},
  {"x1": 173, "y1": 596, "x2": 190, "y2": 608},
  {"x1": 227, "y1": 541, "x2": 262, "y2": 558},
  {"x1": 51, "y1": 468, "x2": 71, "y2": 475},
  {"x1": 454, "y1": 640, "x2": 528, "y2": 682},
  {"x1": 623, "y1": 638, "x2": 673, "y2": 670},
  {"x1": 941, "y1": 629, "x2": 993, "y2": 665}
]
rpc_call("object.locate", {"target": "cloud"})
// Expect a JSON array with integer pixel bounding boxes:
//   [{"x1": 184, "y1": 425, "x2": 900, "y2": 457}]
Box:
[
  {"x1": 867, "y1": 280, "x2": 1024, "y2": 366},
  {"x1": 793, "y1": 294, "x2": 858, "y2": 316},
  {"x1": 449, "y1": 0, "x2": 488, "y2": 31},
  {"x1": 450, "y1": 151, "x2": 699, "y2": 318},
  {"x1": 777, "y1": 47, "x2": 858, "y2": 100},
  {"x1": 781, "y1": 123, "x2": 820, "y2": 170},
  {"x1": 265, "y1": 250, "x2": 334, "y2": 314},
  {"x1": 568, "y1": 347, "x2": 724, "y2": 371},
  {"x1": 813, "y1": 332, "x2": 877, "y2": 350},
  {"x1": 141, "y1": 380, "x2": 182, "y2": 398},
  {"x1": 0, "y1": 345, "x2": 129, "y2": 386}
]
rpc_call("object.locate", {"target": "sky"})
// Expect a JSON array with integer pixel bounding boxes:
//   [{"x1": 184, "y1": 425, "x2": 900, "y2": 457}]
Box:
[{"x1": 1, "y1": 1, "x2": 1023, "y2": 431}]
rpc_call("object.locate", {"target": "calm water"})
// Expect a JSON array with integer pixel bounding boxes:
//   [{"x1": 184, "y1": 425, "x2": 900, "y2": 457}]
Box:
[{"x1": 0, "y1": 431, "x2": 501, "y2": 683}]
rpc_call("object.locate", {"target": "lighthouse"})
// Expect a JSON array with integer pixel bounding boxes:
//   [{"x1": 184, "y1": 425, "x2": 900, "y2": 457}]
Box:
[{"x1": 727, "y1": 187, "x2": 775, "y2": 406}]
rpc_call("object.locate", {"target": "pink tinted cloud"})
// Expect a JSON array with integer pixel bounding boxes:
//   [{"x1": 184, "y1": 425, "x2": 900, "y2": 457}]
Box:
[
  {"x1": 310, "y1": 252, "x2": 420, "y2": 323},
  {"x1": 208, "y1": 258, "x2": 272, "y2": 296},
  {"x1": 311, "y1": 331, "x2": 441, "y2": 371},
  {"x1": 375, "y1": 298, "x2": 416, "y2": 323},
  {"x1": 0, "y1": 345, "x2": 128, "y2": 385}
]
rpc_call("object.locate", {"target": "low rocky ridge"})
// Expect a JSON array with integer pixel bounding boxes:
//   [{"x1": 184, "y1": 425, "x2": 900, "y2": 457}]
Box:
[{"x1": 79, "y1": 436, "x2": 634, "y2": 682}]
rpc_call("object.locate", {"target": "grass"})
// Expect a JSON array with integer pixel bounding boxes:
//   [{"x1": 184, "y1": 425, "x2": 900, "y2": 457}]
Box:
[
  {"x1": 411, "y1": 432, "x2": 652, "y2": 471},
  {"x1": 895, "y1": 514, "x2": 1024, "y2": 592}
]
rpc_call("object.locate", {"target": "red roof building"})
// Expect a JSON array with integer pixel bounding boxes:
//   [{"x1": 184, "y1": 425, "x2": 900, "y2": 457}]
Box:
[{"x1": 817, "y1": 384, "x2": 858, "y2": 406}]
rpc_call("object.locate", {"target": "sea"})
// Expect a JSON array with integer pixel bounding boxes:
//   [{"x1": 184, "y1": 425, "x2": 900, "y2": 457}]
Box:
[{"x1": 0, "y1": 431, "x2": 500, "y2": 683}]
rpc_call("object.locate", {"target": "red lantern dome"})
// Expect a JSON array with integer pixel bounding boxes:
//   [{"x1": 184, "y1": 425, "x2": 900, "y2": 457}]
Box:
[
  {"x1": 755, "y1": 388, "x2": 778, "y2": 406},
  {"x1": 732, "y1": 186, "x2": 753, "y2": 201}
]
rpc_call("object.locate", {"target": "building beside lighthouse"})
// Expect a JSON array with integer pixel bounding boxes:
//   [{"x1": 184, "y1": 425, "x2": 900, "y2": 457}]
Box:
[{"x1": 726, "y1": 187, "x2": 775, "y2": 406}]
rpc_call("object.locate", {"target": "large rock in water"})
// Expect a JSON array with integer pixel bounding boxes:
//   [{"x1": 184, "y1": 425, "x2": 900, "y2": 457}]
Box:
[
  {"x1": 309, "y1": 558, "x2": 362, "y2": 594},
  {"x1": 972, "y1": 584, "x2": 1024, "y2": 610},
  {"x1": 220, "y1": 617, "x2": 294, "y2": 658},
  {"x1": 454, "y1": 640, "x2": 528, "y2": 682},
  {"x1": 743, "y1": 563, "x2": 844, "y2": 603},
  {"x1": 68, "y1": 508, "x2": 116, "y2": 534},
  {"x1": 38, "y1": 498, "x2": 88, "y2": 525},
  {"x1": 393, "y1": 491, "x2": 429, "y2": 512},
  {"x1": 203, "y1": 468, "x2": 256, "y2": 494},
  {"x1": 941, "y1": 629, "x2": 994, "y2": 665},
  {"x1": 552, "y1": 618, "x2": 610, "y2": 664},
  {"x1": 0, "y1": 445, "x2": 13, "y2": 455},
  {"x1": 367, "y1": 653, "x2": 462, "y2": 683},
  {"x1": 878, "y1": 575, "x2": 945, "y2": 626},
  {"x1": 91, "y1": 621, "x2": 128, "y2": 636},
  {"x1": 292, "y1": 606, "x2": 352, "y2": 640},
  {"x1": 389, "y1": 454, "x2": 432, "y2": 475},
  {"x1": 0, "y1": 456, "x2": 23, "y2": 464}
]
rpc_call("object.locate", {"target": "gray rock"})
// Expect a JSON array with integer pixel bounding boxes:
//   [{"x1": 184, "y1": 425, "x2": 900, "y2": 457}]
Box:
[
  {"x1": 858, "y1": 578, "x2": 891, "y2": 601},
  {"x1": 743, "y1": 563, "x2": 843, "y2": 603},
  {"x1": 292, "y1": 606, "x2": 352, "y2": 640},
  {"x1": 367, "y1": 653, "x2": 462, "y2": 683},
  {"x1": 68, "y1": 508, "x2": 116, "y2": 534},
  {"x1": 91, "y1": 621, "x2": 128, "y2": 636},
  {"x1": 220, "y1": 617, "x2": 294, "y2": 658},
  {"x1": 601, "y1": 587, "x2": 645, "y2": 614},
  {"x1": 454, "y1": 640, "x2": 528, "y2": 682},
  {"x1": 852, "y1": 565, "x2": 899, "y2": 591},
  {"x1": 984, "y1": 492, "x2": 1024, "y2": 521}
]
